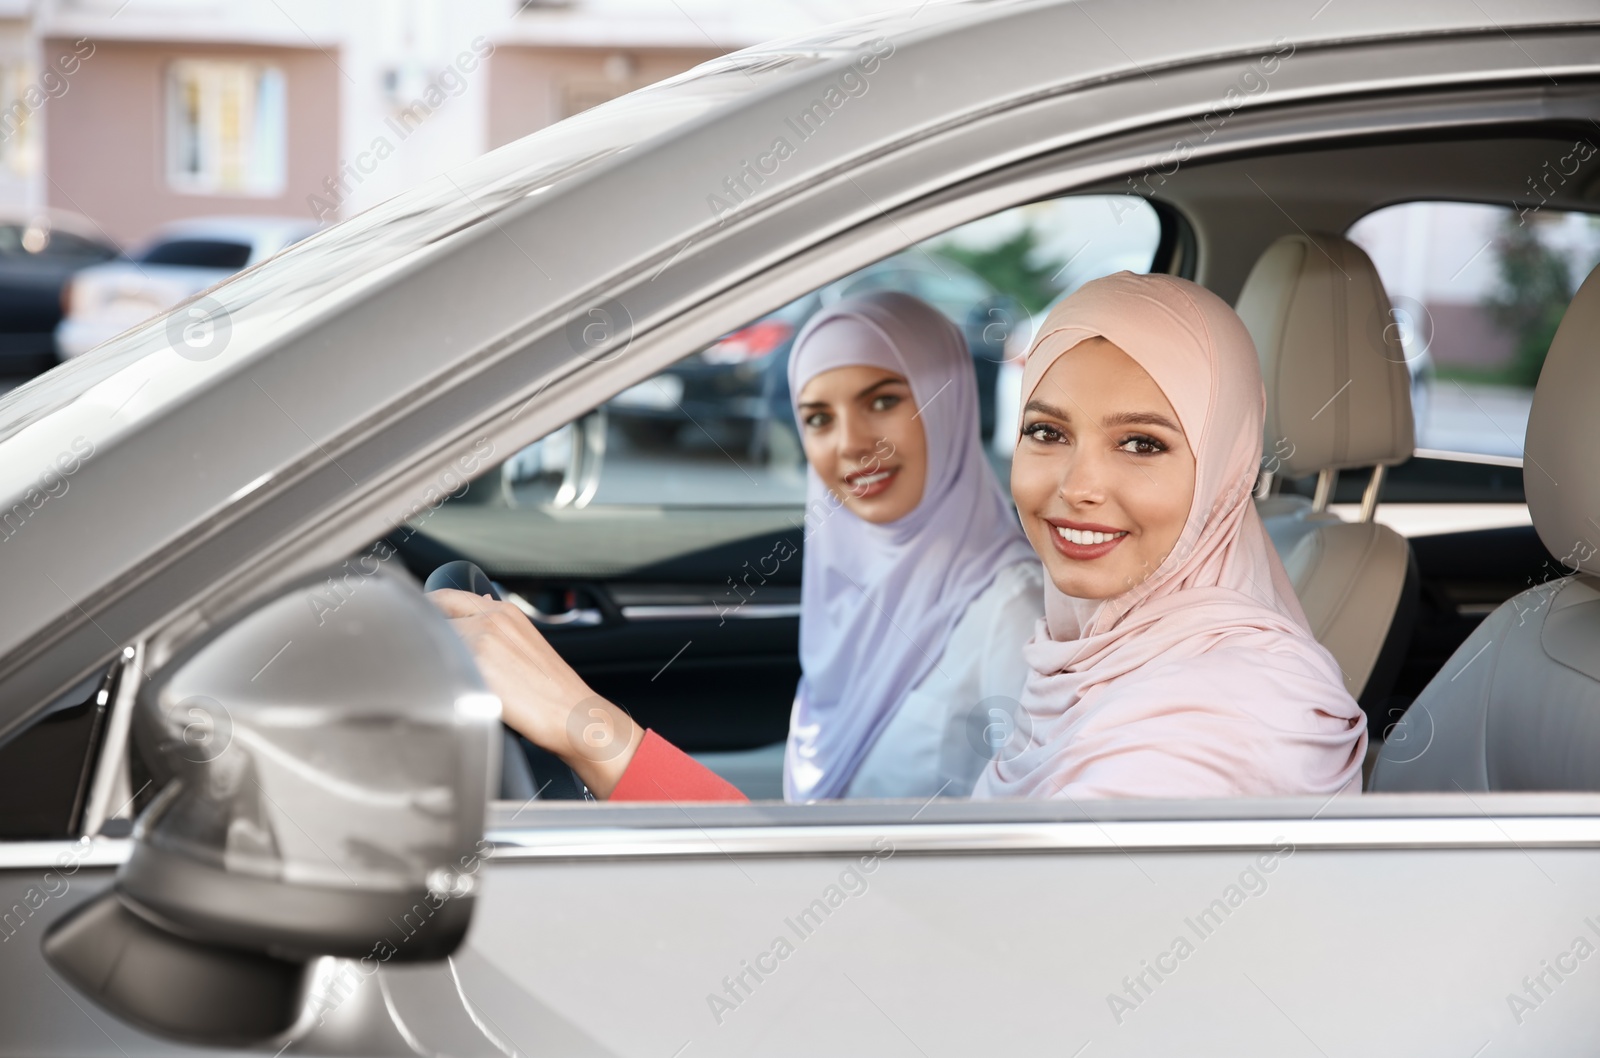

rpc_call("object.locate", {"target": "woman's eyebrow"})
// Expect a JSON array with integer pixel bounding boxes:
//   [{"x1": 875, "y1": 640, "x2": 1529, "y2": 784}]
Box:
[
  {"x1": 854, "y1": 377, "x2": 908, "y2": 400},
  {"x1": 1023, "y1": 398, "x2": 1070, "y2": 420},
  {"x1": 1103, "y1": 410, "x2": 1182, "y2": 432}
]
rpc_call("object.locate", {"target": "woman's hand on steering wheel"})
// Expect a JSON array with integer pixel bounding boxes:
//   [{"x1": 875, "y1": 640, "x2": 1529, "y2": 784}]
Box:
[{"x1": 428, "y1": 588, "x2": 642, "y2": 798}]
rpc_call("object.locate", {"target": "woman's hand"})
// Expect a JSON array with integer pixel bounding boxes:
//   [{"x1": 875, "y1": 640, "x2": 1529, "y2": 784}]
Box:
[{"x1": 428, "y1": 588, "x2": 642, "y2": 798}]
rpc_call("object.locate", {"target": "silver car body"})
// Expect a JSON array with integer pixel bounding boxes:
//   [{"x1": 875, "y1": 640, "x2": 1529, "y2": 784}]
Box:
[{"x1": 4, "y1": 1, "x2": 1600, "y2": 1053}]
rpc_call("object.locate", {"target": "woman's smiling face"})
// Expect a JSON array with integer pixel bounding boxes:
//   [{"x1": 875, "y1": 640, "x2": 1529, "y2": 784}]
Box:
[
  {"x1": 1011, "y1": 336, "x2": 1197, "y2": 600},
  {"x1": 797, "y1": 365, "x2": 927, "y2": 524}
]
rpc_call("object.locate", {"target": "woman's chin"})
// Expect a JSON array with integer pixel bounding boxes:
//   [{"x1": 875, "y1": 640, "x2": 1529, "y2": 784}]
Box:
[
  {"x1": 1046, "y1": 564, "x2": 1135, "y2": 602},
  {"x1": 846, "y1": 495, "x2": 912, "y2": 524},
  {"x1": 834, "y1": 482, "x2": 918, "y2": 524}
]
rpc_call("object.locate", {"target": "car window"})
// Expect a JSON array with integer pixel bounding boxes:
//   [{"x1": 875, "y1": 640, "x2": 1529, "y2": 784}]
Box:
[
  {"x1": 1346, "y1": 200, "x2": 1600, "y2": 464},
  {"x1": 495, "y1": 193, "x2": 1165, "y2": 510},
  {"x1": 138, "y1": 238, "x2": 253, "y2": 270}
]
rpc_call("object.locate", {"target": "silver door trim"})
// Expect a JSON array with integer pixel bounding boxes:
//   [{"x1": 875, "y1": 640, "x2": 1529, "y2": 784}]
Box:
[
  {"x1": 485, "y1": 815, "x2": 1600, "y2": 861},
  {"x1": 619, "y1": 603, "x2": 802, "y2": 621},
  {"x1": 0, "y1": 837, "x2": 131, "y2": 871},
  {"x1": 7, "y1": 815, "x2": 1598, "y2": 871}
]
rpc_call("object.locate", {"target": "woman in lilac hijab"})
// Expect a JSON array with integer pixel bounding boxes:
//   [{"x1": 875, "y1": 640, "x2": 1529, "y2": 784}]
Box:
[{"x1": 783, "y1": 291, "x2": 1042, "y2": 800}]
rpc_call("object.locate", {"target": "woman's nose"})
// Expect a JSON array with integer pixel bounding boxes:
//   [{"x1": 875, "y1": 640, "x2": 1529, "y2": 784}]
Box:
[
  {"x1": 837, "y1": 410, "x2": 879, "y2": 460},
  {"x1": 1057, "y1": 447, "x2": 1107, "y2": 505}
]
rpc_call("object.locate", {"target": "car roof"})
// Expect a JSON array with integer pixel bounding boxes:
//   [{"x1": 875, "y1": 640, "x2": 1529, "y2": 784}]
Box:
[{"x1": 0, "y1": 0, "x2": 1596, "y2": 732}]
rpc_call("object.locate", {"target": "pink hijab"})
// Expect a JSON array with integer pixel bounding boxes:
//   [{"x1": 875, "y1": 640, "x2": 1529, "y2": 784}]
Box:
[{"x1": 972, "y1": 272, "x2": 1366, "y2": 801}]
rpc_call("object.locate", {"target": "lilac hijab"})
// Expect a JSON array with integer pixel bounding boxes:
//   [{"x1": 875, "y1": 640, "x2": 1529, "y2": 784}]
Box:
[{"x1": 784, "y1": 291, "x2": 1037, "y2": 801}]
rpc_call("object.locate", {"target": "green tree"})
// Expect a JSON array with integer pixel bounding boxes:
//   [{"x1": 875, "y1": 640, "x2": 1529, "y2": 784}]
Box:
[
  {"x1": 935, "y1": 227, "x2": 1066, "y2": 314},
  {"x1": 1483, "y1": 216, "x2": 1573, "y2": 388}
]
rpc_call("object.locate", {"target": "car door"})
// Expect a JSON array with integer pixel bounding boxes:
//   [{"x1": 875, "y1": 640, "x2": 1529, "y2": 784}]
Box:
[{"x1": 6, "y1": 8, "x2": 1600, "y2": 1057}]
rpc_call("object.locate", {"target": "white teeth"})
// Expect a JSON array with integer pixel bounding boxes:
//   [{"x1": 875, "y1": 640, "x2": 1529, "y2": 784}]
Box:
[
  {"x1": 1055, "y1": 526, "x2": 1127, "y2": 545},
  {"x1": 851, "y1": 471, "x2": 891, "y2": 487}
]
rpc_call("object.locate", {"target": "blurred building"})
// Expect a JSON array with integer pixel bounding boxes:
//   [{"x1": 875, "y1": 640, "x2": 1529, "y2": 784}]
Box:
[{"x1": 0, "y1": 0, "x2": 905, "y2": 251}]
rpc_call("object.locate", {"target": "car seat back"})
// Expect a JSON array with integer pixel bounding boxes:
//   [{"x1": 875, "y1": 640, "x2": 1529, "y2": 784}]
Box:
[
  {"x1": 1237, "y1": 233, "x2": 1419, "y2": 714},
  {"x1": 1372, "y1": 261, "x2": 1600, "y2": 790}
]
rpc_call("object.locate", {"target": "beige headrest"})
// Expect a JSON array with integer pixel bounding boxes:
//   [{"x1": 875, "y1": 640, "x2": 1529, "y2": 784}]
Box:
[
  {"x1": 1236, "y1": 233, "x2": 1414, "y2": 478},
  {"x1": 1526, "y1": 261, "x2": 1600, "y2": 576}
]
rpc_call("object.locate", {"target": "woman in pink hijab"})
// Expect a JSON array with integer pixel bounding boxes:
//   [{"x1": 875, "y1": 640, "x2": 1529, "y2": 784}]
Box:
[{"x1": 974, "y1": 271, "x2": 1366, "y2": 800}]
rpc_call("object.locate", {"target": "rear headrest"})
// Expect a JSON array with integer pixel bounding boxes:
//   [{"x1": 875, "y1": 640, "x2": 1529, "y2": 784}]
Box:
[
  {"x1": 1235, "y1": 233, "x2": 1414, "y2": 478},
  {"x1": 1526, "y1": 261, "x2": 1600, "y2": 576}
]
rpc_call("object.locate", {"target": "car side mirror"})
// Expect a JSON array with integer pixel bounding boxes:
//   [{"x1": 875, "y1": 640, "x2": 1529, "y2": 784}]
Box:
[{"x1": 43, "y1": 569, "x2": 499, "y2": 1047}]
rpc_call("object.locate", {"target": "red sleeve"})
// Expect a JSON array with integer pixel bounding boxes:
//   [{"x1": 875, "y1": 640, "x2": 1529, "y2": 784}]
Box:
[{"x1": 609, "y1": 729, "x2": 750, "y2": 803}]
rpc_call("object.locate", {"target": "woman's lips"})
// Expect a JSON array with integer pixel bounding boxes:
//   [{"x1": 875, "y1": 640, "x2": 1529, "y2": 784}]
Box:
[
  {"x1": 845, "y1": 465, "x2": 898, "y2": 499},
  {"x1": 1045, "y1": 518, "x2": 1129, "y2": 561}
]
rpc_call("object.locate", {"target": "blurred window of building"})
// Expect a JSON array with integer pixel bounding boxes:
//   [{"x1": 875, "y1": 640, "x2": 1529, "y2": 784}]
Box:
[
  {"x1": 0, "y1": 63, "x2": 37, "y2": 176},
  {"x1": 165, "y1": 59, "x2": 287, "y2": 197}
]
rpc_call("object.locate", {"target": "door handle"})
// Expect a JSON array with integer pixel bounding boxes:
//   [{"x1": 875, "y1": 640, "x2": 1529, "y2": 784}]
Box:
[
  {"x1": 552, "y1": 406, "x2": 606, "y2": 510},
  {"x1": 505, "y1": 590, "x2": 604, "y2": 628}
]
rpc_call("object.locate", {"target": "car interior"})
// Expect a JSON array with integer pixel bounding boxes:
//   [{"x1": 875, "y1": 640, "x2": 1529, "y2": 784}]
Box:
[{"x1": 3, "y1": 119, "x2": 1597, "y2": 823}]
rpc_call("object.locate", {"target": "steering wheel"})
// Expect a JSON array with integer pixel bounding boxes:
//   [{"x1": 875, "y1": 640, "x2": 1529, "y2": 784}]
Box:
[{"x1": 425, "y1": 560, "x2": 589, "y2": 801}]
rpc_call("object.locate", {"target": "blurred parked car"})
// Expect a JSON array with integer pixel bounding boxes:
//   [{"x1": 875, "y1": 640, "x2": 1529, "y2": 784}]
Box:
[
  {"x1": 0, "y1": 210, "x2": 117, "y2": 377},
  {"x1": 607, "y1": 251, "x2": 1024, "y2": 456},
  {"x1": 54, "y1": 216, "x2": 320, "y2": 359}
]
